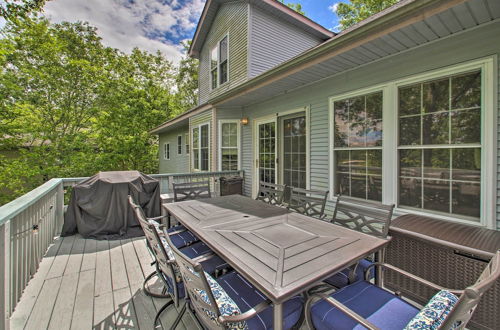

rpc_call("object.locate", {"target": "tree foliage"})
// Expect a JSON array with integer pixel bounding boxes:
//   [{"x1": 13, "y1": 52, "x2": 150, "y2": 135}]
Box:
[
  {"x1": 278, "y1": 0, "x2": 305, "y2": 16},
  {"x1": 336, "y1": 0, "x2": 399, "y2": 30},
  {"x1": 0, "y1": 0, "x2": 48, "y2": 21},
  {"x1": 0, "y1": 17, "x2": 196, "y2": 204}
]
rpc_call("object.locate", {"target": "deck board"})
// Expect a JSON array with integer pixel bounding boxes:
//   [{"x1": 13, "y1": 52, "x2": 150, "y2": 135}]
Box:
[{"x1": 10, "y1": 235, "x2": 199, "y2": 330}]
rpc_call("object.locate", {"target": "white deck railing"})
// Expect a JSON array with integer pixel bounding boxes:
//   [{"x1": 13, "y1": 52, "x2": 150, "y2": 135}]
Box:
[{"x1": 0, "y1": 170, "x2": 243, "y2": 329}]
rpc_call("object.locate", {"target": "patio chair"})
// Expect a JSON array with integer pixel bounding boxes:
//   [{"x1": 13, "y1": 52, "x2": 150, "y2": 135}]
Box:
[
  {"x1": 287, "y1": 187, "x2": 329, "y2": 219},
  {"x1": 165, "y1": 231, "x2": 305, "y2": 330},
  {"x1": 323, "y1": 195, "x2": 394, "y2": 288},
  {"x1": 306, "y1": 250, "x2": 500, "y2": 330},
  {"x1": 173, "y1": 180, "x2": 211, "y2": 201},
  {"x1": 128, "y1": 196, "x2": 228, "y2": 299},
  {"x1": 163, "y1": 180, "x2": 212, "y2": 245},
  {"x1": 256, "y1": 181, "x2": 287, "y2": 206}
]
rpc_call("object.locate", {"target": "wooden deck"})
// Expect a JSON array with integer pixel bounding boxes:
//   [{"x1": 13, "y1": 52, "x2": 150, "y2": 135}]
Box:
[{"x1": 9, "y1": 235, "x2": 201, "y2": 330}]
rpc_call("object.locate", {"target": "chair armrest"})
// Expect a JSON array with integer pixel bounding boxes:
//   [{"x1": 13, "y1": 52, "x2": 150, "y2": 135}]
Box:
[
  {"x1": 218, "y1": 300, "x2": 272, "y2": 324},
  {"x1": 313, "y1": 292, "x2": 380, "y2": 330},
  {"x1": 365, "y1": 262, "x2": 463, "y2": 295},
  {"x1": 148, "y1": 215, "x2": 169, "y2": 222}
]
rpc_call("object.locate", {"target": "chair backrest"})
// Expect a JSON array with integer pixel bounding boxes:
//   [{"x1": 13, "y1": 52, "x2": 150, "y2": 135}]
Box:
[
  {"x1": 128, "y1": 196, "x2": 180, "y2": 298},
  {"x1": 173, "y1": 181, "x2": 211, "y2": 202},
  {"x1": 441, "y1": 250, "x2": 500, "y2": 329},
  {"x1": 164, "y1": 232, "x2": 225, "y2": 330},
  {"x1": 331, "y1": 195, "x2": 394, "y2": 238},
  {"x1": 256, "y1": 181, "x2": 286, "y2": 205},
  {"x1": 287, "y1": 187, "x2": 329, "y2": 219}
]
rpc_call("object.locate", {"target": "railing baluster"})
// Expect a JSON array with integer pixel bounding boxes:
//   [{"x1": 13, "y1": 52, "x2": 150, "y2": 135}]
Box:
[{"x1": 0, "y1": 221, "x2": 11, "y2": 330}]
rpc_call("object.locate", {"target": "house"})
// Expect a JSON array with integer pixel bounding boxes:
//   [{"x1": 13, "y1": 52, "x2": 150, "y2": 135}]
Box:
[{"x1": 151, "y1": 0, "x2": 500, "y2": 231}]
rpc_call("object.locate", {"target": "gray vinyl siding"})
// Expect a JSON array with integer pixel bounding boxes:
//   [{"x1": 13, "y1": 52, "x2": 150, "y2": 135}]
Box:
[
  {"x1": 237, "y1": 22, "x2": 500, "y2": 227},
  {"x1": 190, "y1": 110, "x2": 214, "y2": 172},
  {"x1": 198, "y1": 1, "x2": 248, "y2": 105},
  {"x1": 248, "y1": 5, "x2": 323, "y2": 78},
  {"x1": 158, "y1": 126, "x2": 189, "y2": 174}
]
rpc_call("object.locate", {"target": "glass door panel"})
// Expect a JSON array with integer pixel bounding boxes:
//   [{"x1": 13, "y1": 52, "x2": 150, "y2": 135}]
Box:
[
  {"x1": 258, "y1": 121, "x2": 276, "y2": 184},
  {"x1": 281, "y1": 115, "x2": 306, "y2": 189}
]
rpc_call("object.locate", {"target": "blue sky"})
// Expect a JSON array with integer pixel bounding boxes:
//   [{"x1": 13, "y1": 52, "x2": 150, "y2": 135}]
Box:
[{"x1": 40, "y1": 0, "x2": 347, "y2": 64}]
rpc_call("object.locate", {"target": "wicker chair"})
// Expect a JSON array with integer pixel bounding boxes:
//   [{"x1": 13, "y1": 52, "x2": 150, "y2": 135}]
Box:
[
  {"x1": 128, "y1": 196, "x2": 229, "y2": 321},
  {"x1": 287, "y1": 188, "x2": 329, "y2": 219},
  {"x1": 323, "y1": 195, "x2": 394, "y2": 288},
  {"x1": 165, "y1": 232, "x2": 305, "y2": 330},
  {"x1": 256, "y1": 181, "x2": 287, "y2": 206},
  {"x1": 306, "y1": 250, "x2": 500, "y2": 330}
]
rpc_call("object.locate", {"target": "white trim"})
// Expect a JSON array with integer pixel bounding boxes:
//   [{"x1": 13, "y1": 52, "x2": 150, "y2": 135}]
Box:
[
  {"x1": 328, "y1": 56, "x2": 497, "y2": 228},
  {"x1": 218, "y1": 120, "x2": 241, "y2": 171},
  {"x1": 210, "y1": 33, "x2": 229, "y2": 90},
  {"x1": 191, "y1": 121, "x2": 211, "y2": 172},
  {"x1": 252, "y1": 106, "x2": 311, "y2": 197},
  {"x1": 278, "y1": 107, "x2": 311, "y2": 190},
  {"x1": 163, "y1": 143, "x2": 170, "y2": 160},
  {"x1": 253, "y1": 116, "x2": 278, "y2": 198},
  {"x1": 329, "y1": 84, "x2": 388, "y2": 201}
]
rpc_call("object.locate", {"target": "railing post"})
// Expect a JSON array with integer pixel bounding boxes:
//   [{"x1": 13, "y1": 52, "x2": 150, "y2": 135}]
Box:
[
  {"x1": 0, "y1": 221, "x2": 11, "y2": 330},
  {"x1": 55, "y1": 181, "x2": 64, "y2": 236}
]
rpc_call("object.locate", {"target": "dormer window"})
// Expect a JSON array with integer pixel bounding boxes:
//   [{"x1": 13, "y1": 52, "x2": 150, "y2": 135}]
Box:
[{"x1": 210, "y1": 34, "x2": 229, "y2": 89}]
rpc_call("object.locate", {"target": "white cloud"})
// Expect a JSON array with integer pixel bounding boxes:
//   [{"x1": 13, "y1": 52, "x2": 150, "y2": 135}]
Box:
[
  {"x1": 328, "y1": 2, "x2": 340, "y2": 13},
  {"x1": 43, "y1": 0, "x2": 205, "y2": 64}
]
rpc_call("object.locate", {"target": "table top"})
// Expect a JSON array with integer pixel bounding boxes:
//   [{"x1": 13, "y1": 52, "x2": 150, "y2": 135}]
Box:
[{"x1": 163, "y1": 195, "x2": 390, "y2": 303}]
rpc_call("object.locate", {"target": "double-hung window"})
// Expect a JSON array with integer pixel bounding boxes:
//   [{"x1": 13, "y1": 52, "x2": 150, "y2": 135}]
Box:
[
  {"x1": 210, "y1": 35, "x2": 228, "y2": 89},
  {"x1": 177, "y1": 135, "x2": 182, "y2": 155},
  {"x1": 192, "y1": 123, "x2": 210, "y2": 171},
  {"x1": 332, "y1": 91, "x2": 383, "y2": 201},
  {"x1": 330, "y1": 58, "x2": 495, "y2": 226},
  {"x1": 398, "y1": 70, "x2": 481, "y2": 218},
  {"x1": 185, "y1": 133, "x2": 189, "y2": 154},
  {"x1": 164, "y1": 143, "x2": 170, "y2": 160},
  {"x1": 219, "y1": 121, "x2": 239, "y2": 171}
]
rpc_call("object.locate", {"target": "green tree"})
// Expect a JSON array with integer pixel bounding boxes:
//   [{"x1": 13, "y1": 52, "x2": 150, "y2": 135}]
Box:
[
  {"x1": 174, "y1": 40, "x2": 199, "y2": 115},
  {"x1": 278, "y1": 0, "x2": 305, "y2": 16},
  {"x1": 336, "y1": 0, "x2": 399, "y2": 30},
  {"x1": 0, "y1": 0, "x2": 48, "y2": 21},
  {"x1": 0, "y1": 17, "x2": 180, "y2": 204}
]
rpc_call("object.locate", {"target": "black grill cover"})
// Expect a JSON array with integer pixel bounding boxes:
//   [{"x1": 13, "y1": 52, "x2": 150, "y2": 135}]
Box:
[{"x1": 61, "y1": 171, "x2": 160, "y2": 239}]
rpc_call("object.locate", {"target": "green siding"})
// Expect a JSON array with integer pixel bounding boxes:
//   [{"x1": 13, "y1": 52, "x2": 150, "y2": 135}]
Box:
[
  {"x1": 158, "y1": 126, "x2": 189, "y2": 174},
  {"x1": 239, "y1": 22, "x2": 500, "y2": 227},
  {"x1": 198, "y1": 1, "x2": 248, "y2": 105},
  {"x1": 190, "y1": 110, "x2": 214, "y2": 171}
]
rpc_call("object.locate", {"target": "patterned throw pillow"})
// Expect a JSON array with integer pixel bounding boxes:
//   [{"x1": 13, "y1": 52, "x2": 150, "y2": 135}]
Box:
[
  {"x1": 404, "y1": 290, "x2": 459, "y2": 329},
  {"x1": 194, "y1": 271, "x2": 247, "y2": 330}
]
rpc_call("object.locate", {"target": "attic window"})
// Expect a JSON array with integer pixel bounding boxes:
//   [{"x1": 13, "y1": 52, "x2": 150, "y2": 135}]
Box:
[{"x1": 210, "y1": 34, "x2": 228, "y2": 90}]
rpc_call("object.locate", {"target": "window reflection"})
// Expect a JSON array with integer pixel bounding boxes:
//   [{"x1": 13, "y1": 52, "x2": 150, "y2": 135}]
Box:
[{"x1": 398, "y1": 70, "x2": 481, "y2": 219}]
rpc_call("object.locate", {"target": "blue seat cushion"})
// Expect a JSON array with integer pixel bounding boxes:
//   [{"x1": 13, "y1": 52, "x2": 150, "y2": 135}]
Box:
[
  {"x1": 169, "y1": 228, "x2": 199, "y2": 248},
  {"x1": 180, "y1": 241, "x2": 228, "y2": 275},
  {"x1": 311, "y1": 281, "x2": 419, "y2": 330},
  {"x1": 217, "y1": 271, "x2": 303, "y2": 330},
  {"x1": 148, "y1": 221, "x2": 199, "y2": 249},
  {"x1": 324, "y1": 259, "x2": 374, "y2": 288}
]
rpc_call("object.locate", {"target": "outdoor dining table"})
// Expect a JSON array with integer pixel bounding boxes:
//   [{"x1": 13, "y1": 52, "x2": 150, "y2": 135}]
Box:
[{"x1": 163, "y1": 194, "x2": 391, "y2": 330}]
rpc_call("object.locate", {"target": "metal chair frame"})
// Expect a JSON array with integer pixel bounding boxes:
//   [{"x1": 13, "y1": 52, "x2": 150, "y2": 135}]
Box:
[
  {"x1": 165, "y1": 233, "x2": 272, "y2": 330},
  {"x1": 306, "y1": 251, "x2": 500, "y2": 330},
  {"x1": 287, "y1": 188, "x2": 329, "y2": 219},
  {"x1": 256, "y1": 181, "x2": 287, "y2": 206},
  {"x1": 326, "y1": 195, "x2": 394, "y2": 286},
  {"x1": 129, "y1": 195, "x2": 185, "y2": 328},
  {"x1": 173, "y1": 181, "x2": 211, "y2": 202}
]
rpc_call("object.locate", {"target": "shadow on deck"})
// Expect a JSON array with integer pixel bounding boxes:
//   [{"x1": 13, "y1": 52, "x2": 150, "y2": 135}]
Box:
[{"x1": 9, "y1": 235, "x2": 200, "y2": 330}]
